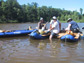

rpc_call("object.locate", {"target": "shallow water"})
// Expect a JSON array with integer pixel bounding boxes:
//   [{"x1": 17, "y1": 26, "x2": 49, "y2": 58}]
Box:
[{"x1": 0, "y1": 23, "x2": 84, "y2": 63}]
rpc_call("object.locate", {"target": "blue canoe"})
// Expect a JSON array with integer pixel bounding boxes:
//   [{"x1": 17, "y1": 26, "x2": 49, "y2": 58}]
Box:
[
  {"x1": 82, "y1": 27, "x2": 84, "y2": 29},
  {"x1": 0, "y1": 29, "x2": 36, "y2": 37},
  {"x1": 60, "y1": 34, "x2": 79, "y2": 42},
  {"x1": 29, "y1": 30, "x2": 50, "y2": 39}
]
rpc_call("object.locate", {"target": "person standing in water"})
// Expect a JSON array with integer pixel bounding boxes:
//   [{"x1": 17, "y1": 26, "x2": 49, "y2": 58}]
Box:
[{"x1": 48, "y1": 16, "x2": 60, "y2": 40}]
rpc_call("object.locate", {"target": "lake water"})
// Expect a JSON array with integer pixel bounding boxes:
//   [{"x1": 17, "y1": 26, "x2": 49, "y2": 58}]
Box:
[{"x1": 0, "y1": 23, "x2": 84, "y2": 63}]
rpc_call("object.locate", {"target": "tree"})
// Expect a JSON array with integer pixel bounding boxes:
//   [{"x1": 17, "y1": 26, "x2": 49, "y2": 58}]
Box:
[
  {"x1": 0, "y1": 1, "x2": 83, "y2": 23},
  {"x1": 80, "y1": 8, "x2": 83, "y2": 15}
]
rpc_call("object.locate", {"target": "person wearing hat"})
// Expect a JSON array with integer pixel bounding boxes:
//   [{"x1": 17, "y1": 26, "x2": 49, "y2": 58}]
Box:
[
  {"x1": 50, "y1": 16, "x2": 61, "y2": 31},
  {"x1": 48, "y1": 16, "x2": 60, "y2": 40},
  {"x1": 65, "y1": 18, "x2": 80, "y2": 33},
  {"x1": 37, "y1": 17, "x2": 47, "y2": 34},
  {"x1": 38, "y1": 17, "x2": 44, "y2": 29}
]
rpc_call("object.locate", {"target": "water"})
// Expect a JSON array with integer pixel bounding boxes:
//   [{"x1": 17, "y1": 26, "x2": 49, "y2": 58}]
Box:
[{"x1": 0, "y1": 23, "x2": 84, "y2": 63}]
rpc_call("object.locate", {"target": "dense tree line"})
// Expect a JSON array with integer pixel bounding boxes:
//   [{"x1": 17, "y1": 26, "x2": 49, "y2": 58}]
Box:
[{"x1": 0, "y1": 0, "x2": 84, "y2": 23}]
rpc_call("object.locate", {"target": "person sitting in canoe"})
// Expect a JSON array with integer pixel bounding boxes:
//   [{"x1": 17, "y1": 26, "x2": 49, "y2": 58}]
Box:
[
  {"x1": 27, "y1": 26, "x2": 32, "y2": 30},
  {"x1": 0, "y1": 30, "x2": 11, "y2": 33},
  {"x1": 47, "y1": 16, "x2": 60, "y2": 40},
  {"x1": 36, "y1": 17, "x2": 47, "y2": 34},
  {"x1": 0, "y1": 30, "x2": 5, "y2": 32},
  {"x1": 57, "y1": 18, "x2": 82, "y2": 39},
  {"x1": 57, "y1": 30, "x2": 83, "y2": 39},
  {"x1": 65, "y1": 18, "x2": 80, "y2": 33},
  {"x1": 38, "y1": 17, "x2": 45, "y2": 29}
]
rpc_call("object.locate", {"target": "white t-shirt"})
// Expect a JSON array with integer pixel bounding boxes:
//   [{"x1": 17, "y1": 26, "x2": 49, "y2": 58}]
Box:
[
  {"x1": 50, "y1": 19, "x2": 59, "y2": 24},
  {"x1": 50, "y1": 20, "x2": 54, "y2": 24},
  {"x1": 52, "y1": 21, "x2": 59, "y2": 34}
]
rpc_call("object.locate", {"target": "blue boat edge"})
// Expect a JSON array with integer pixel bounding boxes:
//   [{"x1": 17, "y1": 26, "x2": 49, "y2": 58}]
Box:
[
  {"x1": 0, "y1": 29, "x2": 36, "y2": 38},
  {"x1": 29, "y1": 30, "x2": 50, "y2": 39},
  {"x1": 60, "y1": 34, "x2": 79, "y2": 42}
]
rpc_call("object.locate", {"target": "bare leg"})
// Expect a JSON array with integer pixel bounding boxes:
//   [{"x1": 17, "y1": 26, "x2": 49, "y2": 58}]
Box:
[
  {"x1": 74, "y1": 33, "x2": 80, "y2": 39},
  {"x1": 49, "y1": 34, "x2": 53, "y2": 41}
]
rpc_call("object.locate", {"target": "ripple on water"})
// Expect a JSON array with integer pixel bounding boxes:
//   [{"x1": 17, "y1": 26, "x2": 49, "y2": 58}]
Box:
[{"x1": 0, "y1": 23, "x2": 84, "y2": 63}]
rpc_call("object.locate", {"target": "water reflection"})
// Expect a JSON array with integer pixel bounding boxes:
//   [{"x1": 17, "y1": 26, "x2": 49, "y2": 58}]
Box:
[
  {"x1": 0, "y1": 23, "x2": 84, "y2": 63},
  {"x1": 0, "y1": 36, "x2": 30, "y2": 63},
  {"x1": 49, "y1": 39, "x2": 61, "y2": 57},
  {"x1": 0, "y1": 35, "x2": 84, "y2": 63}
]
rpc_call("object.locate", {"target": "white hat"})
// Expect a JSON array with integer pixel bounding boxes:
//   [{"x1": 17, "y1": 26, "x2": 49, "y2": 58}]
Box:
[
  {"x1": 52, "y1": 16, "x2": 57, "y2": 20},
  {"x1": 40, "y1": 17, "x2": 43, "y2": 21},
  {"x1": 67, "y1": 18, "x2": 72, "y2": 21}
]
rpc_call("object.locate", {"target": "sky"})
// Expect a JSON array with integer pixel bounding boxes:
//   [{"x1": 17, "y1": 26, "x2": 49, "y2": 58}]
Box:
[{"x1": 17, "y1": 0, "x2": 84, "y2": 13}]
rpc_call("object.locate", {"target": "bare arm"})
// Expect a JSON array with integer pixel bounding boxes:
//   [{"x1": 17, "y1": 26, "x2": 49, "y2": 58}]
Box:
[
  {"x1": 67, "y1": 24, "x2": 71, "y2": 30},
  {"x1": 38, "y1": 22, "x2": 41, "y2": 29},
  {"x1": 50, "y1": 24, "x2": 52, "y2": 29},
  {"x1": 65, "y1": 24, "x2": 71, "y2": 31},
  {"x1": 50, "y1": 27, "x2": 55, "y2": 30},
  {"x1": 59, "y1": 22, "x2": 61, "y2": 30}
]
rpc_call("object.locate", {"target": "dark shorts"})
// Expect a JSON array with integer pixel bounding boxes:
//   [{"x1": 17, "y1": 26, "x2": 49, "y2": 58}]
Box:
[
  {"x1": 71, "y1": 28, "x2": 80, "y2": 33},
  {"x1": 51, "y1": 32, "x2": 59, "y2": 38}
]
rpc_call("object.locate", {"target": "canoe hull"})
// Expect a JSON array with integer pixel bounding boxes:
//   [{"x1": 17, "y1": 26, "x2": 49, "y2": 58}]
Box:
[
  {"x1": 29, "y1": 31, "x2": 50, "y2": 39},
  {"x1": 60, "y1": 34, "x2": 78, "y2": 42},
  {"x1": 0, "y1": 29, "x2": 36, "y2": 38}
]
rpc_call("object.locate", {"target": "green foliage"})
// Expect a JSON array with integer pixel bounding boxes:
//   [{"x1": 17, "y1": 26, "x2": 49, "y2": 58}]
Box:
[
  {"x1": 0, "y1": 0, "x2": 84, "y2": 23},
  {"x1": 80, "y1": 8, "x2": 83, "y2": 15}
]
